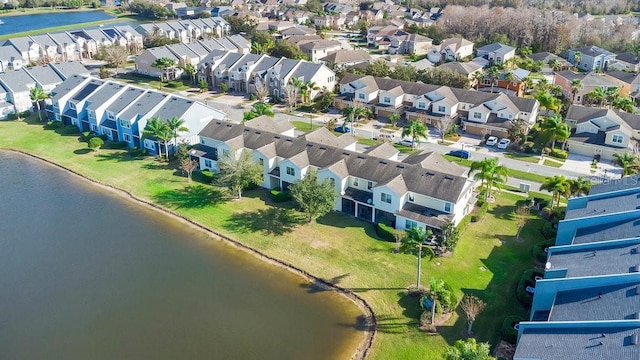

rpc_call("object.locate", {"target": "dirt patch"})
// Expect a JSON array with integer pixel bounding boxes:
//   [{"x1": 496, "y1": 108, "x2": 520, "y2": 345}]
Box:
[
  {"x1": 494, "y1": 340, "x2": 515, "y2": 360},
  {"x1": 311, "y1": 240, "x2": 330, "y2": 249}
]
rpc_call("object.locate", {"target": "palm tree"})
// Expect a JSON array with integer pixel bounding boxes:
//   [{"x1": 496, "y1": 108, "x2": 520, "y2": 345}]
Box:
[
  {"x1": 613, "y1": 153, "x2": 640, "y2": 178},
  {"x1": 401, "y1": 120, "x2": 428, "y2": 150},
  {"x1": 535, "y1": 90, "x2": 561, "y2": 116},
  {"x1": 143, "y1": 117, "x2": 172, "y2": 161},
  {"x1": 540, "y1": 175, "x2": 571, "y2": 210},
  {"x1": 540, "y1": 114, "x2": 571, "y2": 150},
  {"x1": 588, "y1": 87, "x2": 606, "y2": 108},
  {"x1": 303, "y1": 80, "x2": 320, "y2": 104},
  {"x1": 548, "y1": 58, "x2": 561, "y2": 71},
  {"x1": 290, "y1": 77, "x2": 305, "y2": 104},
  {"x1": 605, "y1": 87, "x2": 620, "y2": 108},
  {"x1": 243, "y1": 102, "x2": 275, "y2": 122},
  {"x1": 488, "y1": 66, "x2": 500, "y2": 93},
  {"x1": 613, "y1": 96, "x2": 637, "y2": 113},
  {"x1": 472, "y1": 71, "x2": 485, "y2": 90},
  {"x1": 429, "y1": 278, "x2": 448, "y2": 325},
  {"x1": 182, "y1": 63, "x2": 197, "y2": 84},
  {"x1": 166, "y1": 116, "x2": 189, "y2": 151},
  {"x1": 444, "y1": 338, "x2": 494, "y2": 360},
  {"x1": 522, "y1": 76, "x2": 534, "y2": 95},
  {"x1": 388, "y1": 113, "x2": 400, "y2": 127},
  {"x1": 400, "y1": 227, "x2": 434, "y2": 289},
  {"x1": 469, "y1": 158, "x2": 508, "y2": 200},
  {"x1": 503, "y1": 71, "x2": 515, "y2": 87},
  {"x1": 570, "y1": 79, "x2": 582, "y2": 103},
  {"x1": 573, "y1": 51, "x2": 582, "y2": 70},
  {"x1": 569, "y1": 177, "x2": 591, "y2": 197},
  {"x1": 30, "y1": 87, "x2": 48, "y2": 122}
]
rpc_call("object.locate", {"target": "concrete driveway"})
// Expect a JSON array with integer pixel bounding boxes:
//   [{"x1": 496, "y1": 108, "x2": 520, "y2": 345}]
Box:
[{"x1": 562, "y1": 153, "x2": 620, "y2": 179}]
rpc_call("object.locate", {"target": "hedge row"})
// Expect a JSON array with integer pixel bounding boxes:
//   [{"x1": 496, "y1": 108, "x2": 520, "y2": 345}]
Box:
[
  {"x1": 516, "y1": 269, "x2": 544, "y2": 307},
  {"x1": 376, "y1": 222, "x2": 396, "y2": 242},
  {"x1": 471, "y1": 199, "x2": 489, "y2": 222},
  {"x1": 502, "y1": 315, "x2": 524, "y2": 344},
  {"x1": 270, "y1": 188, "x2": 292, "y2": 203}
]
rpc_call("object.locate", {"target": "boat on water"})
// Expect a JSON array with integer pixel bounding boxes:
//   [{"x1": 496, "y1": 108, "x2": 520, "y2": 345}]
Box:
[{"x1": 0, "y1": 20, "x2": 4, "y2": 25}]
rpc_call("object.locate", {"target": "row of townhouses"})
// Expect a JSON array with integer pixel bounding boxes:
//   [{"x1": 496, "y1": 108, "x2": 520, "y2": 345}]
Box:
[
  {"x1": 134, "y1": 35, "x2": 251, "y2": 80},
  {"x1": 47, "y1": 75, "x2": 225, "y2": 153},
  {"x1": 514, "y1": 177, "x2": 640, "y2": 360},
  {"x1": 197, "y1": 50, "x2": 336, "y2": 100},
  {"x1": 134, "y1": 17, "x2": 231, "y2": 44},
  {"x1": 191, "y1": 116, "x2": 476, "y2": 230},
  {"x1": 336, "y1": 74, "x2": 540, "y2": 140},
  {"x1": 1, "y1": 25, "x2": 143, "y2": 66},
  {"x1": 0, "y1": 61, "x2": 90, "y2": 118}
]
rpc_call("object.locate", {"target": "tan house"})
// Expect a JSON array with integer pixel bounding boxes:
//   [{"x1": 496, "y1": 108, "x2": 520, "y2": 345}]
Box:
[
  {"x1": 427, "y1": 37, "x2": 474, "y2": 63},
  {"x1": 299, "y1": 40, "x2": 343, "y2": 62},
  {"x1": 565, "y1": 105, "x2": 640, "y2": 160},
  {"x1": 388, "y1": 33, "x2": 433, "y2": 56},
  {"x1": 554, "y1": 71, "x2": 630, "y2": 104}
]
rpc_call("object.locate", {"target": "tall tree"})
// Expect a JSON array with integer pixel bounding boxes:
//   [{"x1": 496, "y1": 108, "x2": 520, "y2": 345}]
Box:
[
  {"x1": 460, "y1": 295, "x2": 487, "y2": 335},
  {"x1": 216, "y1": 149, "x2": 263, "y2": 199},
  {"x1": 444, "y1": 338, "x2": 495, "y2": 360},
  {"x1": 570, "y1": 79, "x2": 582, "y2": 103},
  {"x1": 613, "y1": 96, "x2": 636, "y2": 113},
  {"x1": 365, "y1": 59, "x2": 391, "y2": 78},
  {"x1": 400, "y1": 227, "x2": 434, "y2": 289},
  {"x1": 433, "y1": 116, "x2": 456, "y2": 144},
  {"x1": 588, "y1": 87, "x2": 607, "y2": 108},
  {"x1": 613, "y1": 153, "x2": 640, "y2": 178},
  {"x1": 388, "y1": 113, "x2": 400, "y2": 127},
  {"x1": 253, "y1": 77, "x2": 270, "y2": 103},
  {"x1": 152, "y1": 57, "x2": 178, "y2": 81},
  {"x1": 283, "y1": 84, "x2": 299, "y2": 112},
  {"x1": 473, "y1": 71, "x2": 485, "y2": 90},
  {"x1": 569, "y1": 177, "x2": 591, "y2": 197},
  {"x1": 29, "y1": 87, "x2": 48, "y2": 122},
  {"x1": 437, "y1": 220, "x2": 460, "y2": 252},
  {"x1": 573, "y1": 51, "x2": 582, "y2": 70},
  {"x1": 469, "y1": 158, "x2": 508, "y2": 200},
  {"x1": 98, "y1": 45, "x2": 129, "y2": 77},
  {"x1": 243, "y1": 102, "x2": 275, "y2": 122},
  {"x1": 289, "y1": 169, "x2": 337, "y2": 223},
  {"x1": 302, "y1": 80, "x2": 320, "y2": 104},
  {"x1": 540, "y1": 175, "x2": 571, "y2": 210},
  {"x1": 166, "y1": 116, "x2": 189, "y2": 150},
  {"x1": 401, "y1": 120, "x2": 428, "y2": 150},
  {"x1": 540, "y1": 114, "x2": 570, "y2": 150},
  {"x1": 487, "y1": 66, "x2": 500, "y2": 94},
  {"x1": 429, "y1": 278, "x2": 447, "y2": 325},
  {"x1": 180, "y1": 157, "x2": 199, "y2": 183},
  {"x1": 182, "y1": 63, "x2": 197, "y2": 84},
  {"x1": 143, "y1": 117, "x2": 173, "y2": 160}
]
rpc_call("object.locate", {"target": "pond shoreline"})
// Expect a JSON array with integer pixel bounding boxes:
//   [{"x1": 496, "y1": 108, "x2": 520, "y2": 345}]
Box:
[{"x1": 2, "y1": 148, "x2": 377, "y2": 360}]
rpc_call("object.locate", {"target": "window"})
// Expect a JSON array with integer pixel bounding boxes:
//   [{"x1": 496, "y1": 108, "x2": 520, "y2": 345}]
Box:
[
  {"x1": 204, "y1": 159, "x2": 212, "y2": 168},
  {"x1": 259, "y1": 158, "x2": 264, "y2": 166},
  {"x1": 473, "y1": 112, "x2": 482, "y2": 119},
  {"x1": 69, "y1": 102, "x2": 76, "y2": 110},
  {"x1": 90, "y1": 124, "x2": 97, "y2": 132},
  {"x1": 408, "y1": 193, "x2": 414, "y2": 201},
  {"x1": 123, "y1": 133, "x2": 131, "y2": 142},
  {"x1": 353, "y1": 178, "x2": 359, "y2": 187},
  {"x1": 612, "y1": 134, "x2": 624, "y2": 143},
  {"x1": 508, "y1": 114, "x2": 513, "y2": 119},
  {"x1": 405, "y1": 219, "x2": 417, "y2": 229},
  {"x1": 444, "y1": 202, "x2": 452, "y2": 213},
  {"x1": 438, "y1": 105, "x2": 446, "y2": 113},
  {"x1": 212, "y1": 148, "x2": 218, "y2": 160},
  {"x1": 200, "y1": 139, "x2": 205, "y2": 144},
  {"x1": 358, "y1": 93, "x2": 365, "y2": 99},
  {"x1": 119, "y1": 119, "x2": 130, "y2": 129},
  {"x1": 329, "y1": 177, "x2": 336, "y2": 187},
  {"x1": 381, "y1": 193, "x2": 392, "y2": 204},
  {"x1": 384, "y1": 96, "x2": 391, "y2": 103},
  {"x1": 418, "y1": 102, "x2": 426, "y2": 109},
  {"x1": 107, "y1": 112, "x2": 115, "y2": 120},
  {"x1": 286, "y1": 166, "x2": 295, "y2": 176},
  {"x1": 367, "y1": 181, "x2": 372, "y2": 190}
]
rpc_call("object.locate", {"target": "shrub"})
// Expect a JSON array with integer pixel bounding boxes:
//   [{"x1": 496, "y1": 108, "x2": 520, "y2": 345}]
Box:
[
  {"x1": 270, "y1": 187, "x2": 292, "y2": 202},
  {"x1": 523, "y1": 141, "x2": 535, "y2": 153},
  {"x1": 88, "y1": 137, "x2": 104, "y2": 151},
  {"x1": 61, "y1": 125, "x2": 79, "y2": 135},
  {"x1": 166, "y1": 81, "x2": 183, "y2": 88},
  {"x1": 533, "y1": 242, "x2": 552, "y2": 263},
  {"x1": 6, "y1": 113, "x2": 18, "y2": 120},
  {"x1": 516, "y1": 269, "x2": 543, "y2": 307},
  {"x1": 502, "y1": 315, "x2": 523, "y2": 344},
  {"x1": 541, "y1": 206, "x2": 552, "y2": 218},
  {"x1": 457, "y1": 214, "x2": 472, "y2": 231},
  {"x1": 376, "y1": 222, "x2": 396, "y2": 242},
  {"x1": 19, "y1": 110, "x2": 31, "y2": 117},
  {"x1": 552, "y1": 208, "x2": 565, "y2": 220},
  {"x1": 550, "y1": 148, "x2": 568, "y2": 159},
  {"x1": 107, "y1": 141, "x2": 129, "y2": 149},
  {"x1": 471, "y1": 200, "x2": 489, "y2": 222}
]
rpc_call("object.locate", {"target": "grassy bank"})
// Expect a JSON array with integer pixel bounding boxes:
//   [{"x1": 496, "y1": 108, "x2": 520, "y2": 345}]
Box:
[
  {"x1": 0, "y1": 119, "x2": 544, "y2": 359},
  {"x1": 0, "y1": 13, "x2": 139, "y2": 41}
]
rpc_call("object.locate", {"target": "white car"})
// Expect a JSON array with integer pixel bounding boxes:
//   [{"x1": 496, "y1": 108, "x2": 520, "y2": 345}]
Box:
[
  {"x1": 497, "y1": 138, "x2": 511, "y2": 149},
  {"x1": 486, "y1": 136, "x2": 498, "y2": 146},
  {"x1": 397, "y1": 138, "x2": 416, "y2": 147}
]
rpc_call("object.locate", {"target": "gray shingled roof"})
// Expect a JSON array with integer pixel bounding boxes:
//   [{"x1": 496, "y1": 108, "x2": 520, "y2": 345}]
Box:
[
  {"x1": 105, "y1": 87, "x2": 146, "y2": 114},
  {"x1": 148, "y1": 95, "x2": 196, "y2": 120},
  {"x1": 119, "y1": 91, "x2": 168, "y2": 121},
  {"x1": 549, "y1": 282, "x2": 640, "y2": 321},
  {"x1": 319, "y1": 49, "x2": 371, "y2": 64},
  {"x1": 548, "y1": 239, "x2": 640, "y2": 278},
  {"x1": 244, "y1": 115, "x2": 294, "y2": 134},
  {"x1": 228, "y1": 54, "x2": 262, "y2": 72},
  {"x1": 199, "y1": 120, "x2": 469, "y2": 203},
  {"x1": 50, "y1": 75, "x2": 88, "y2": 101},
  {"x1": 363, "y1": 142, "x2": 400, "y2": 159},
  {"x1": 0, "y1": 68, "x2": 37, "y2": 93},
  {"x1": 85, "y1": 82, "x2": 127, "y2": 111},
  {"x1": 591, "y1": 174, "x2": 640, "y2": 195},
  {"x1": 565, "y1": 188, "x2": 640, "y2": 220},
  {"x1": 25, "y1": 65, "x2": 63, "y2": 87},
  {"x1": 48, "y1": 61, "x2": 90, "y2": 79},
  {"x1": 573, "y1": 217, "x2": 640, "y2": 244},
  {"x1": 0, "y1": 45, "x2": 23, "y2": 62},
  {"x1": 290, "y1": 62, "x2": 325, "y2": 83}
]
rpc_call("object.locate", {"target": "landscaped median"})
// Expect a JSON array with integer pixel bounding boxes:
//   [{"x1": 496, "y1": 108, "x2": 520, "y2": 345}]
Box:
[{"x1": 0, "y1": 118, "x2": 545, "y2": 359}]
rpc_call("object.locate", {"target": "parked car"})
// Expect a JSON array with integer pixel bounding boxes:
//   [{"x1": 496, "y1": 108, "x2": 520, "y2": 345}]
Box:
[
  {"x1": 375, "y1": 133, "x2": 395, "y2": 142},
  {"x1": 485, "y1": 136, "x2": 498, "y2": 146},
  {"x1": 397, "y1": 138, "x2": 416, "y2": 147},
  {"x1": 447, "y1": 150, "x2": 471, "y2": 159},
  {"x1": 497, "y1": 138, "x2": 511, "y2": 149},
  {"x1": 334, "y1": 125, "x2": 351, "y2": 133}
]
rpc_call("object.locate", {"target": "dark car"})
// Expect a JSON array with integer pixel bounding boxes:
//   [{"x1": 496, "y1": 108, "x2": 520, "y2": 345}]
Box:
[
  {"x1": 334, "y1": 125, "x2": 351, "y2": 133},
  {"x1": 447, "y1": 150, "x2": 471, "y2": 159}
]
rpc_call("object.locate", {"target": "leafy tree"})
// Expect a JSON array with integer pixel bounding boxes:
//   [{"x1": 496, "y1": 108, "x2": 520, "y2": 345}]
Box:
[
  {"x1": 388, "y1": 113, "x2": 400, "y2": 127},
  {"x1": 391, "y1": 63, "x2": 417, "y2": 82},
  {"x1": 283, "y1": 84, "x2": 299, "y2": 112},
  {"x1": 470, "y1": 158, "x2": 508, "y2": 200},
  {"x1": 152, "y1": 57, "x2": 178, "y2": 81},
  {"x1": 400, "y1": 227, "x2": 434, "y2": 289},
  {"x1": 271, "y1": 40, "x2": 307, "y2": 60},
  {"x1": 417, "y1": 68, "x2": 470, "y2": 89},
  {"x1": 143, "y1": 117, "x2": 172, "y2": 160},
  {"x1": 253, "y1": 77, "x2": 270, "y2": 103},
  {"x1": 224, "y1": 15, "x2": 257, "y2": 36},
  {"x1": 444, "y1": 338, "x2": 495, "y2": 360},
  {"x1": 313, "y1": 91, "x2": 335, "y2": 112},
  {"x1": 251, "y1": 31, "x2": 275, "y2": 55},
  {"x1": 216, "y1": 149, "x2": 263, "y2": 199},
  {"x1": 88, "y1": 137, "x2": 104, "y2": 152},
  {"x1": 401, "y1": 120, "x2": 428, "y2": 150},
  {"x1": 613, "y1": 153, "x2": 640, "y2": 178},
  {"x1": 587, "y1": 87, "x2": 607, "y2": 108},
  {"x1": 97, "y1": 45, "x2": 128, "y2": 76},
  {"x1": 198, "y1": 79, "x2": 208, "y2": 92},
  {"x1": 535, "y1": 90, "x2": 561, "y2": 116},
  {"x1": 569, "y1": 177, "x2": 591, "y2": 197},
  {"x1": 570, "y1": 79, "x2": 582, "y2": 102},
  {"x1": 243, "y1": 102, "x2": 275, "y2": 122},
  {"x1": 460, "y1": 295, "x2": 487, "y2": 335},
  {"x1": 99, "y1": 67, "x2": 110, "y2": 79},
  {"x1": 428, "y1": 278, "x2": 450, "y2": 324},
  {"x1": 365, "y1": 59, "x2": 391, "y2": 78},
  {"x1": 540, "y1": 175, "x2": 571, "y2": 210},
  {"x1": 613, "y1": 95, "x2": 636, "y2": 113},
  {"x1": 166, "y1": 116, "x2": 188, "y2": 151},
  {"x1": 540, "y1": 114, "x2": 570, "y2": 150},
  {"x1": 29, "y1": 87, "x2": 48, "y2": 122},
  {"x1": 128, "y1": 0, "x2": 173, "y2": 19},
  {"x1": 181, "y1": 63, "x2": 197, "y2": 84},
  {"x1": 289, "y1": 169, "x2": 337, "y2": 223},
  {"x1": 434, "y1": 116, "x2": 456, "y2": 143},
  {"x1": 436, "y1": 220, "x2": 459, "y2": 252},
  {"x1": 219, "y1": 82, "x2": 229, "y2": 93},
  {"x1": 508, "y1": 118, "x2": 528, "y2": 144}
]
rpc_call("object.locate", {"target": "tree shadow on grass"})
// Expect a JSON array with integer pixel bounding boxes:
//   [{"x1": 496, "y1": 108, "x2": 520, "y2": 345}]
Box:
[
  {"x1": 73, "y1": 148, "x2": 91, "y2": 155},
  {"x1": 300, "y1": 273, "x2": 350, "y2": 294},
  {"x1": 141, "y1": 161, "x2": 174, "y2": 170},
  {"x1": 153, "y1": 185, "x2": 227, "y2": 209},
  {"x1": 338, "y1": 313, "x2": 415, "y2": 334},
  {"x1": 95, "y1": 151, "x2": 146, "y2": 162},
  {"x1": 224, "y1": 207, "x2": 304, "y2": 236},
  {"x1": 398, "y1": 290, "x2": 424, "y2": 320},
  {"x1": 488, "y1": 204, "x2": 517, "y2": 220}
]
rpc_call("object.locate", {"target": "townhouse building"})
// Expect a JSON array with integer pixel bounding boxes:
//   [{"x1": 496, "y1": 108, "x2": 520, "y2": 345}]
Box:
[
  {"x1": 426, "y1": 37, "x2": 474, "y2": 64},
  {"x1": 514, "y1": 178, "x2": 640, "y2": 360},
  {"x1": 335, "y1": 74, "x2": 539, "y2": 139},
  {"x1": 192, "y1": 117, "x2": 475, "y2": 231},
  {"x1": 0, "y1": 45, "x2": 25, "y2": 72},
  {"x1": 476, "y1": 42, "x2": 516, "y2": 66},
  {"x1": 568, "y1": 46, "x2": 617, "y2": 72},
  {"x1": 48, "y1": 75, "x2": 225, "y2": 154},
  {"x1": 554, "y1": 71, "x2": 629, "y2": 105}
]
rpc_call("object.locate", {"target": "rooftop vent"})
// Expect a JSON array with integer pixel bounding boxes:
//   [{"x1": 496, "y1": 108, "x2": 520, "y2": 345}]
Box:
[
  {"x1": 226, "y1": 124, "x2": 233, "y2": 127},
  {"x1": 357, "y1": 155, "x2": 366, "y2": 159},
  {"x1": 380, "y1": 160, "x2": 387, "y2": 165},
  {"x1": 342, "y1": 152, "x2": 350, "y2": 156},
  {"x1": 444, "y1": 175, "x2": 454, "y2": 180},
  {"x1": 631, "y1": 333, "x2": 639, "y2": 346},
  {"x1": 632, "y1": 247, "x2": 638, "y2": 254},
  {"x1": 255, "y1": 131, "x2": 261, "y2": 134},
  {"x1": 274, "y1": 135, "x2": 281, "y2": 139},
  {"x1": 396, "y1": 165, "x2": 405, "y2": 169},
  {"x1": 425, "y1": 171, "x2": 435, "y2": 176},
  {"x1": 633, "y1": 264, "x2": 640, "y2": 273},
  {"x1": 319, "y1": 146, "x2": 327, "y2": 150}
]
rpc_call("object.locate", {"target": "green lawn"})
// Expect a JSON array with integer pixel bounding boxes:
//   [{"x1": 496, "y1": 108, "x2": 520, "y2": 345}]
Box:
[
  {"x1": 290, "y1": 120, "x2": 321, "y2": 132},
  {"x1": 115, "y1": 73, "x2": 192, "y2": 92},
  {"x1": 0, "y1": 119, "x2": 548, "y2": 359},
  {"x1": 504, "y1": 152, "x2": 540, "y2": 164},
  {"x1": 543, "y1": 159, "x2": 563, "y2": 168}
]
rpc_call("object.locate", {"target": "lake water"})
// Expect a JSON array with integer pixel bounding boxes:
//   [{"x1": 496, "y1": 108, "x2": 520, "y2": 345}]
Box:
[
  {"x1": 0, "y1": 151, "x2": 362, "y2": 359},
  {"x1": 0, "y1": 10, "x2": 115, "y2": 35}
]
